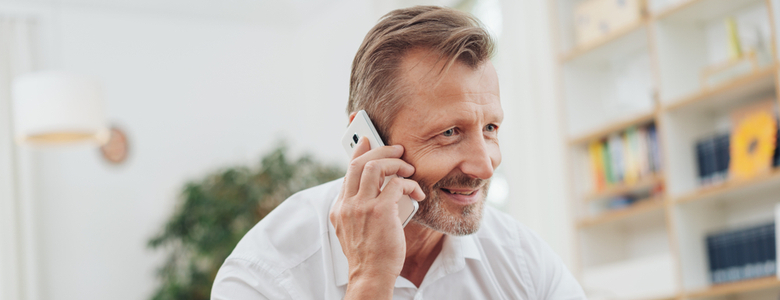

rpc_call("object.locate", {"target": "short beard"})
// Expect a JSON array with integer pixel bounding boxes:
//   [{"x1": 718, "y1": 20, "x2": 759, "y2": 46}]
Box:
[{"x1": 411, "y1": 173, "x2": 490, "y2": 236}]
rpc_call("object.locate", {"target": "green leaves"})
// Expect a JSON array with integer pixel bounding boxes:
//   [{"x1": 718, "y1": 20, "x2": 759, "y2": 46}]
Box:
[{"x1": 148, "y1": 143, "x2": 343, "y2": 300}]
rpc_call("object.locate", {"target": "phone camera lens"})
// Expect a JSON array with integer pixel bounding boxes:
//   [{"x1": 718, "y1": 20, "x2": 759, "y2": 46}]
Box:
[{"x1": 352, "y1": 134, "x2": 359, "y2": 143}]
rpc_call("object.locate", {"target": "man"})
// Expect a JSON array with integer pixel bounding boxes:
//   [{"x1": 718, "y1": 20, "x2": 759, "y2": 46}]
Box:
[{"x1": 212, "y1": 6, "x2": 586, "y2": 300}]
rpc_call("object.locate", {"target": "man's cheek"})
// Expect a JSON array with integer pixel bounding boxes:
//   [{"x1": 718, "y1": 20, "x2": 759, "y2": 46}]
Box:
[
  {"x1": 490, "y1": 145, "x2": 502, "y2": 169},
  {"x1": 415, "y1": 160, "x2": 453, "y2": 185}
]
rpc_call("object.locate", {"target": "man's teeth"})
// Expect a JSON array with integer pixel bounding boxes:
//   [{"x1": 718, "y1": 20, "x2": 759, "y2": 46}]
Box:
[{"x1": 443, "y1": 188, "x2": 474, "y2": 195}]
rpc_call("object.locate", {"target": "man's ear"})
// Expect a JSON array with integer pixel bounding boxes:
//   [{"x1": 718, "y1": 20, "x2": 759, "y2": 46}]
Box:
[{"x1": 348, "y1": 111, "x2": 358, "y2": 124}]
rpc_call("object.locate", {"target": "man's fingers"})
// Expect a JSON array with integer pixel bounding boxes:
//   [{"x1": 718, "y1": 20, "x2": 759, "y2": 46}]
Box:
[
  {"x1": 344, "y1": 139, "x2": 405, "y2": 197},
  {"x1": 350, "y1": 136, "x2": 371, "y2": 160},
  {"x1": 357, "y1": 159, "x2": 416, "y2": 198},
  {"x1": 379, "y1": 177, "x2": 425, "y2": 204},
  {"x1": 409, "y1": 185, "x2": 426, "y2": 201},
  {"x1": 343, "y1": 137, "x2": 371, "y2": 197},
  {"x1": 355, "y1": 144, "x2": 404, "y2": 163}
]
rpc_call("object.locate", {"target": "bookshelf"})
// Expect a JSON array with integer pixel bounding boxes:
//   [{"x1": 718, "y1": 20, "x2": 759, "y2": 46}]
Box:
[
  {"x1": 568, "y1": 111, "x2": 657, "y2": 145},
  {"x1": 550, "y1": 0, "x2": 780, "y2": 299},
  {"x1": 582, "y1": 173, "x2": 663, "y2": 203},
  {"x1": 577, "y1": 196, "x2": 664, "y2": 228},
  {"x1": 675, "y1": 168, "x2": 780, "y2": 204},
  {"x1": 684, "y1": 276, "x2": 780, "y2": 299}
]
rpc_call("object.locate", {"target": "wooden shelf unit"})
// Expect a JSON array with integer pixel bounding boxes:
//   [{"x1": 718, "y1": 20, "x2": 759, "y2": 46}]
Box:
[
  {"x1": 674, "y1": 168, "x2": 780, "y2": 205},
  {"x1": 662, "y1": 66, "x2": 777, "y2": 113},
  {"x1": 578, "y1": 196, "x2": 665, "y2": 228},
  {"x1": 550, "y1": 0, "x2": 780, "y2": 299},
  {"x1": 582, "y1": 173, "x2": 663, "y2": 203},
  {"x1": 651, "y1": 0, "x2": 701, "y2": 20},
  {"x1": 684, "y1": 276, "x2": 780, "y2": 299},
  {"x1": 568, "y1": 111, "x2": 657, "y2": 145},
  {"x1": 560, "y1": 20, "x2": 648, "y2": 62}
]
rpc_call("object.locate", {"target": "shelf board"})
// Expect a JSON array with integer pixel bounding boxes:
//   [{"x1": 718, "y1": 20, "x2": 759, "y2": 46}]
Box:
[
  {"x1": 662, "y1": 66, "x2": 777, "y2": 113},
  {"x1": 638, "y1": 295, "x2": 679, "y2": 300},
  {"x1": 578, "y1": 197, "x2": 664, "y2": 228},
  {"x1": 583, "y1": 174, "x2": 663, "y2": 203},
  {"x1": 675, "y1": 168, "x2": 780, "y2": 205},
  {"x1": 559, "y1": 19, "x2": 647, "y2": 63},
  {"x1": 684, "y1": 276, "x2": 780, "y2": 299},
  {"x1": 568, "y1": 111, "x2": 657, "y2": 145},
  {"x1": 652, "y1": 0, "x2": 767, "y2": 23}
]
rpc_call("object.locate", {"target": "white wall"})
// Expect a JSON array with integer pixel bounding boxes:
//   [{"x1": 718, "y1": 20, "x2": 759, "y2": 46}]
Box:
[
  {"x1": 0, "y1": 0, "x2": 575, "y2": 299},
  {"x1": 495, "y1": 0, "x2": 576, "y2": 270},
  {"x1": 10, "y1": 1, "x2": 380, "y2": 299}
]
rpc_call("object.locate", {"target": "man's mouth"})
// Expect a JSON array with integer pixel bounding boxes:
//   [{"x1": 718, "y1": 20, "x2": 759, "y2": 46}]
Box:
[{"x1": 441, "y1": 188, "x2": 477, "y2": 196}]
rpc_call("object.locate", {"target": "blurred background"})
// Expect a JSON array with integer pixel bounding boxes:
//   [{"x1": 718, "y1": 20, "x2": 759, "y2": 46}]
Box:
[{"x1": 1, "y1": 0, "x2": 780, "y2": 299}]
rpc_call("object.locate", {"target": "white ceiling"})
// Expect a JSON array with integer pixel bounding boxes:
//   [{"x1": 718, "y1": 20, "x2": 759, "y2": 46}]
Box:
[
  {"x1": 0, "y1": 0, "x2": 465, "y2": 29},
  {"x1": 3, "y1": 0, "x2": 337, "y2": 27}
]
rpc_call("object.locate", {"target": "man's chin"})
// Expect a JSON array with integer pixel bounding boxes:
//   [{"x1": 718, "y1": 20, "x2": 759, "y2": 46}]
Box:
[{"x1": 411, "y1": 189, "x2": 486, "y2": 236}]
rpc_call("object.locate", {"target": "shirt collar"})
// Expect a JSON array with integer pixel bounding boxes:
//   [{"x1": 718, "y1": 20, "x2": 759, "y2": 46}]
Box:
[{"x1": 328, "y1": 195, "x2": 482, "y2": 287}]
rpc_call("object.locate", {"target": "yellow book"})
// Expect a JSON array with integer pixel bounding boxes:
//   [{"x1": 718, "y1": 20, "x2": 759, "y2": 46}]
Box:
[
  {"x1": 726, "y1": 17, "x2": 742, "y2": 60},
  {"x1": 729, "y1": 100, "x2": 777, "y2": 180},
  {"x1": 623, "y1": 130, "x2": 639, "y2": 185},
  {"x1": 589, "y1": 141, "x2": 607, "y2": 191}
]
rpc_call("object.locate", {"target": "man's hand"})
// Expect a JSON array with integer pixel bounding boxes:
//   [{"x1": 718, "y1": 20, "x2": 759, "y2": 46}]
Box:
[{"x1": 330, "y1": 137, "x2": 425, "y2": 299}]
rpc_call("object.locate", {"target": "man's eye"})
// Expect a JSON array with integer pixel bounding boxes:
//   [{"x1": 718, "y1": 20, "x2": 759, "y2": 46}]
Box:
[
  {"x1": 443, "y1": 128, "x2": 455, "y2": 137},
  {"x1": 486, "y1": 124, "x2": 498, "y2": 132}
]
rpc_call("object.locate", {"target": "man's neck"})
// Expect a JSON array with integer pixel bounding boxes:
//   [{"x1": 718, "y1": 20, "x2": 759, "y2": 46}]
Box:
[{"x1": 400, "y1": 222, "x2": 445, "y2": 288}]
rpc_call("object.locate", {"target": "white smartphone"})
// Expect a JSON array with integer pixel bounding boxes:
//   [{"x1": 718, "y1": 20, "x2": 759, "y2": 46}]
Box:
[{"x1": 341, "y1": 110, "x2": 419, "y2": 228}]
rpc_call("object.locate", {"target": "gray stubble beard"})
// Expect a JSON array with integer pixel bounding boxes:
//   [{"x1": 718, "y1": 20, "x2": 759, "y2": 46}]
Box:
[{"x1": 412, "y1": 174, "x2": 490, "y2": 236}]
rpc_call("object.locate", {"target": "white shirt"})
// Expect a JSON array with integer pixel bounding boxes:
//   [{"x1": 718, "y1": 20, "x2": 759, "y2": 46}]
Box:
[{"x1": 212, "y1": 178, "x2": 586, "y2": 300}]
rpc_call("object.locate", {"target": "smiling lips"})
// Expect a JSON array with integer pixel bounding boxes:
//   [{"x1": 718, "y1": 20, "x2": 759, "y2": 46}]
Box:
[
  {"x1": 440, "y1": 187, "x2": 481, "y2": 205},
  {"x1": 441, "y1": 188, "x2": 476, "y2": 195}
]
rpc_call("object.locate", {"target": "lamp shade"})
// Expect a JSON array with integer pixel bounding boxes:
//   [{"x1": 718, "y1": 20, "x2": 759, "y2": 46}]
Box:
[{"x1": 12, "y1": 71, "x2": 109, "y2": 145}]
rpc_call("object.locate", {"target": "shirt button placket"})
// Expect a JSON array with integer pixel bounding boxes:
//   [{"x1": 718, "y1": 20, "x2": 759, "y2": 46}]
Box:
[{"x1": 413, "y1": 291, "x2": 423, "y2": 300}]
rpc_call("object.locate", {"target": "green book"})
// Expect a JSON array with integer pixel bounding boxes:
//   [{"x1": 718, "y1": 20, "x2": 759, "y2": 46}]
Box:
[{"x1": 601, "y1": 140, "x2": 613, "y2": 184}]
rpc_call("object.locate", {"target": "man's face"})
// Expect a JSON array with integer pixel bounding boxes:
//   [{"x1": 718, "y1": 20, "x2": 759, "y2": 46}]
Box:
[{"x1": 388, "y1": 48, "x2": 502, "y2": 236}]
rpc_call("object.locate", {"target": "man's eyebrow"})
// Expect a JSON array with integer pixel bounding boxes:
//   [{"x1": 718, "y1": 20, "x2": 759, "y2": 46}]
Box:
[{"x1": 421, "y1": 113, "x2": 502, "y2": 132}]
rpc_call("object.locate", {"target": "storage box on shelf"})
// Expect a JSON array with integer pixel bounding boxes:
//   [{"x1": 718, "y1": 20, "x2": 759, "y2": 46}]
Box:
[
  {"x1": 574, "y1": 0, "x2": 644, "y2": 47},
  {"x1": 555, "y1": 0, "x2": 648, "y2": 58},
  {"x1": 550, "y1": 0, "x2": 780, "y2": 299}
]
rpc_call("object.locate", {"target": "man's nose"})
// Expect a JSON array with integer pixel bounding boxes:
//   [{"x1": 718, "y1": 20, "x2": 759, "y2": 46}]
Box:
[{"x1": 459, "y1": 136, "x2": 494, "y2": 180}]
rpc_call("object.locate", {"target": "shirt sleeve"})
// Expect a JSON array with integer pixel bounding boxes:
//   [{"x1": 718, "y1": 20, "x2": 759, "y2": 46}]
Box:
[
  {"x1": 538, "y1": 248, "x2": 587, "y2": 300},
  {"x1": 521, "y1": 227, "x2": 587, "y2": 300},
  {"x1": 211, "y1": 257, "x2": 289, "y2": 300}
]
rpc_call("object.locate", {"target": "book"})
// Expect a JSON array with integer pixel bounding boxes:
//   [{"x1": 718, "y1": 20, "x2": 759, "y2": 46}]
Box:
[
  {"x1": 729, "y1": 100, "x2": 778, "y2": 180},
  {"x1": 608, "y1": 133, "x2": 625, "y2": 183},
  {"x1": 647, "y1": 125, "x2": 662, "y2": 173},
  {"x1": 696, "y1": 140, "x2": 707, "y2": 185},
  {"x1": 774, "y1": 126, "x2": 780, "y2": 167},
  {"x1": 601, "y1": 142, "x2": 614, "y2": 185},
  {"x1": 623, "y1": 128, "x2": 639, "y2": 185},
  {"x1": 589, "y1": 141, "x2": 607, "y2": 191},
  {"x1": 707, "y1": 222, "x2": 777, "y2": 284},
  {"x1": 636, "y1": 127, "x2": 651, "y2": 177},
  {"x1": 726, "y1": 16, "x2": 743, "y2": 60},
  {"x1": 699, "y1": 137, "x2": 718, "y2": 185},
  {"x1": 585, "y1": 123, "x2": 663, "y2": 198},
  {"x1": 714, "y1": 133, "x2": 731, "y2": 183}
]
